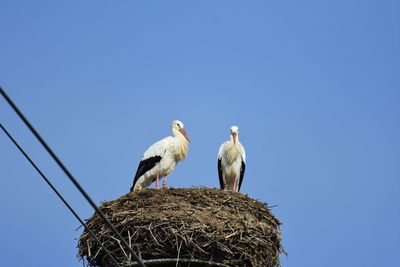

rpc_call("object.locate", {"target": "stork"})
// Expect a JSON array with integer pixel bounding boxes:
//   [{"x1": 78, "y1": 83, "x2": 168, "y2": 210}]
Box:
[
  {"x1": 130, "y1": 120, "x2": 191, "y2": 192},
  {"x1": 217, "y1": 126, "x2": 246, "y2": 192}
]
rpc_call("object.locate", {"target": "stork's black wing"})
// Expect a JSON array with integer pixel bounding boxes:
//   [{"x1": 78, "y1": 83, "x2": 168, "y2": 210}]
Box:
[
  {"x1": 218, "y1": 158, "x2": 224, "y2": 190},
  {"x1": 238, "y1": 158, "x2": 246, "y2": 192},
  {"x1": 130, "y1": 156, "x2": 162, "y2": 191}
]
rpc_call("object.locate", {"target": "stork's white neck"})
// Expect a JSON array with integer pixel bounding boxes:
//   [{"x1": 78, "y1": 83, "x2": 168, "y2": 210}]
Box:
[
  {"x1": 172, "y1": 128, "x2": 189, "y2": 161},
  {"x1": 227, "y1": 135, "x2": 240, "y2": 164}
]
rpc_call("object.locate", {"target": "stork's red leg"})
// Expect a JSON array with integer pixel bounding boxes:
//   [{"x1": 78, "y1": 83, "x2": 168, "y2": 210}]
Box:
[
  {"x1": 233, "y1": 178, "x2": 237, "y2": 192},
  {"x1": 223, "y1": 174, "x2": 227, "y2": 191},
  {"x1": 162, "y1": 176, "x2": 167, "y2": 189},
  {"x1": 155, "y1": 172, "x2": 159, "y2": 189}
]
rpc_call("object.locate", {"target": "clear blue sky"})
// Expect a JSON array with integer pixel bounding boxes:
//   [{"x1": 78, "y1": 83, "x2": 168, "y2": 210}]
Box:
[{"x1": 1, "y1": 1, "x2": 399, "y2": 266}]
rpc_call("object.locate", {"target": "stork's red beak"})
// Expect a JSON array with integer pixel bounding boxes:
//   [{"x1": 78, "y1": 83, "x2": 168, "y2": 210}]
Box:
[
  {"x1": 232, "y1": 132, "x2": 237, "y2": 144},
  {"x1": 179, "y1": 128, "x2": 191, "y2": 143}
]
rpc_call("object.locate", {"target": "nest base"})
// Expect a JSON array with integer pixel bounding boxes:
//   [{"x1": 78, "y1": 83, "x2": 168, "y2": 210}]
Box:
[{"x1": 78, "y1": 188, "x2": 283, "y2": 267}]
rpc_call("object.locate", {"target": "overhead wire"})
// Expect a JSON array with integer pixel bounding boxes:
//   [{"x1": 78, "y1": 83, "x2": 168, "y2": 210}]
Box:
[
  {"x1": 0, "y1": 123, "x2": 121, "y2": 267},
  {"x1": 0, "y1": 87, "x2": 146, "y2": 267}
]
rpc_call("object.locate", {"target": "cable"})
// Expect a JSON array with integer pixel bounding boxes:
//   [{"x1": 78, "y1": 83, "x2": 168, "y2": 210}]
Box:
[
  {"x1": 0, "y1": 87, "x2": 146, "y2": 267},
  {"x1": 0, "y1": 123, "x2": 121, "y2": 267},
  {"x1": 130, "y1": 258, "x2": 230, "y2": 267}
]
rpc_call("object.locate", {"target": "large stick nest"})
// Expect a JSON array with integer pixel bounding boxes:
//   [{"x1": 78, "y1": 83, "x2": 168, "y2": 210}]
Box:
[{"x1": 77, "y1": 188, "x2": 283, "y2": 267}]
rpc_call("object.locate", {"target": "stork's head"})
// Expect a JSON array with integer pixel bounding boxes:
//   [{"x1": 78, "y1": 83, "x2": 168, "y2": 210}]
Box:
[
  {"x1": 172, "y1": 120, "x2": 191, "y2": 143},
  {"x1": 230, "y1": 125, "x2": 239, "y2": 144}
]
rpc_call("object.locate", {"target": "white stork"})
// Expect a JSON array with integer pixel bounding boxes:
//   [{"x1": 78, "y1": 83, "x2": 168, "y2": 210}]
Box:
[
  {"x1": 130, "y1": 120, "x2": 191, "y2": 192},
  {"x1": 217, "y1": 126, "x2": 246, "y2": 192}
]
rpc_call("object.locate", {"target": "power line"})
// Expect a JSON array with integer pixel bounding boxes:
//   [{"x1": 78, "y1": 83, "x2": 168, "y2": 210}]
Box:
[
  {"x1": 0, "y1": 87, "x2": 146, "y2": 267},
  {"x1": 0, "y1": 123, "x2": 121, "y2": 267}
]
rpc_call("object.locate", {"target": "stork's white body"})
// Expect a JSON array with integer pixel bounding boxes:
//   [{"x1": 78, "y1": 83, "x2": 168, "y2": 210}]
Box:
[
  {"x1": 218, "y1": 126, "x2": 246, "y2": 192},
  {"x1": 130, "y1": 121, "x2": 190, "y2": 192}
]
